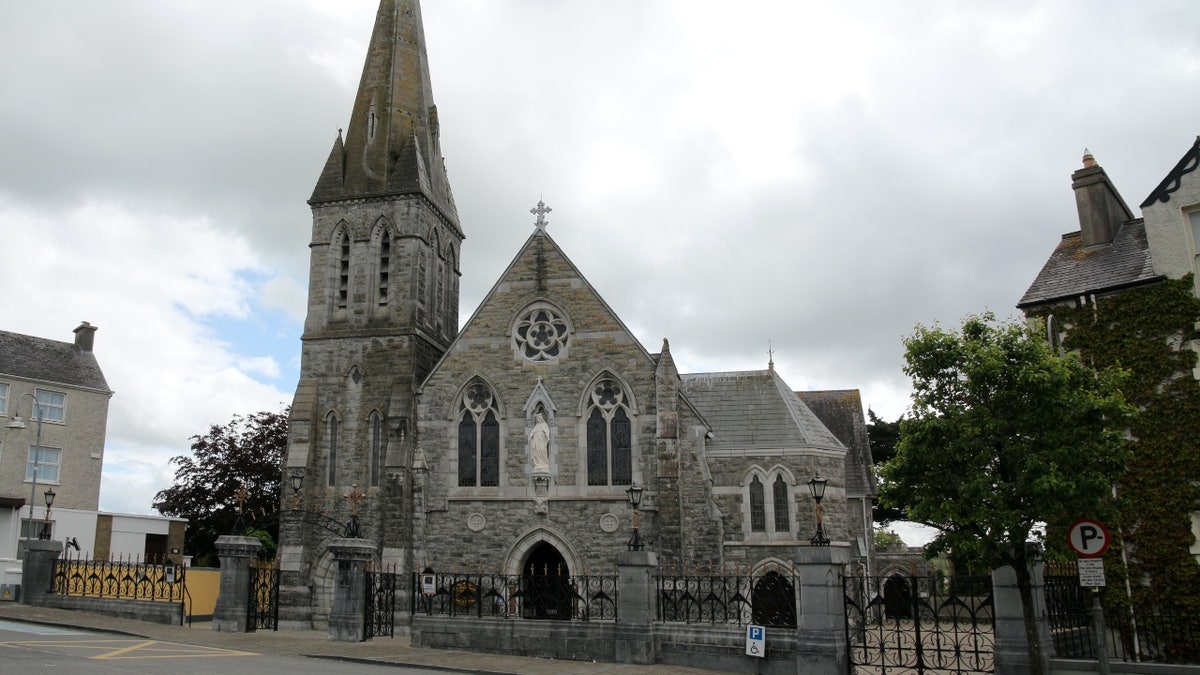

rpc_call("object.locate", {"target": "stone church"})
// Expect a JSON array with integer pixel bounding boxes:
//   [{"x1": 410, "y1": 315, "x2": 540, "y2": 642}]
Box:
[{"x1": 278, "y1": 0, "x2": 875, "y2": 627}]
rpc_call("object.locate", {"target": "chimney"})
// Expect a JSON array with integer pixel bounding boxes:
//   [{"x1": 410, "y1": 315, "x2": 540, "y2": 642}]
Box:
[
  {"x1": 73, "y1": 321, "x2": 97, "y2": 352},
  {"x1": 1072, "y1": 149, "x2": 1133, "y2": 247}
]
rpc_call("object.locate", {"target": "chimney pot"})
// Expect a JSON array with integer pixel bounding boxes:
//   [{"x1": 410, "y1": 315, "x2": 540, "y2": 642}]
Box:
[{"x1": 73, "y1": 321, "x2": 97, "y2": 352}]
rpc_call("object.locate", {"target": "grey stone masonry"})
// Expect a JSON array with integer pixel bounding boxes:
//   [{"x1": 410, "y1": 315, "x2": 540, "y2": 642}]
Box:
[
  {"x1": 212, "y1": 535, "x2": 262, "y2": 633},
  {"x1": 793, "y1": 545, "x2": 851, "y2": 675},
  {"x1": 615, "y1": 549, "x2": 658, "y2": 664},
  {"x1": 20, "y1": 539, "x2": 62, "y2": 605},
  {"x1": 327, "y1": 538, "x2": 376, "y2": 642}
]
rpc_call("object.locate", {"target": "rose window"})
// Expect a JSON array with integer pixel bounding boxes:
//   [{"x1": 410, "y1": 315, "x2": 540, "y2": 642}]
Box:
[{"x1": 513, "y1": 306, "x2": 569, "y2": 362}]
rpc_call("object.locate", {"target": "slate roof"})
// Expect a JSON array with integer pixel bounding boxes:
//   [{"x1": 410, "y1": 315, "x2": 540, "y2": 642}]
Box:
[
  {"x1": 680, "y1": 370, "x2": 844, "y2": 453},
  {"x1": 0, "y1": 330, "x2": 110, "y2": 392},
  {"x1": 1017, "y1": 219, "x2": 1161, "y2": 309},
  {"x1": 795, "y1": 389, "x2": 876, "y2": 499}
]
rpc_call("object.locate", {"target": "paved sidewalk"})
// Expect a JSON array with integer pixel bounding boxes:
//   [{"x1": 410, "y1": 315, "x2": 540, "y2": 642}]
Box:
[{"x1": 0, "y1": 603, "x2": 724, "y2": 675}]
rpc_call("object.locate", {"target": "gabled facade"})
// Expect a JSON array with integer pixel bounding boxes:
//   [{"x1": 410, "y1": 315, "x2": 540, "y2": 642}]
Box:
[
  {"x1": 0, "y1": 322, "x2": 111, "y2": 561},
  {"x1": 1018, "y1": 142, "x2": 1200, "y2": 594},
  {"x1": 278, "y1": 0, "x2": 872, "y2": 629}
]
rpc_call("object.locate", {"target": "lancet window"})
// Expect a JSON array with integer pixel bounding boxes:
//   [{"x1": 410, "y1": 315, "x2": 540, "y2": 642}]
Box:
[
  {"x1": 337, "y1": 233, "x2": 350, "y2": 309},
  {"x1": 326, "y1": 412, "x2": 340, "y2": 487},
  {"x1": 378, "y1": 231, "x2": 390, "y2": 307},
  {"x1": 746, "y1": 469, "x2": 793, "y2": 538},
  {"x1": 586, "y1": 377, "x2": 632, "y2": 486},
  {"x1": 369, "y1": 411, "x2": 383, "y2": 487},
  {"x1": 458, "y1": 382, "x2": 500, "y2": 487}
]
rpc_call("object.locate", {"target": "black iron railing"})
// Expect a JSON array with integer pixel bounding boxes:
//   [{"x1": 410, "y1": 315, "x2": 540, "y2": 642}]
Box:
[
  {"x1": 656, "y1": 564, "x2": 798, "y2": 628},
  {"x1": 843, "y1": 574, "x2": 995, "y2": 674},
  {"x1": 1046, "y1": 562, "x2": 1200, "y2": 664},
  {"x1": 365, "y1": 563, "x2": 397, "y2": 639},
  {"x1": 412, "y1": 570, "x2": 618, "y2": 621}
]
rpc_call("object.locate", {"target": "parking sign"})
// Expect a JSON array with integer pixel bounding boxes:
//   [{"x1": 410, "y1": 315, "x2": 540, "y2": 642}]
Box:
[{"x1": 746, "y1": 624, "x2": 765, "y2": 658}]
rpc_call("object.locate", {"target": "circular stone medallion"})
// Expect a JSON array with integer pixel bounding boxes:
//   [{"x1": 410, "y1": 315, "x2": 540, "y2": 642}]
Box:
[
  {"x1": 599, "y1": 513, "x2": 620, "y2": 533},
  {"x1": 467, "y1": 513, "x2": 487, "y2": 532}
]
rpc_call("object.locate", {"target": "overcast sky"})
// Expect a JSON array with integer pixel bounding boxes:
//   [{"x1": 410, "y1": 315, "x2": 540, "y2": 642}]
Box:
[{"x1": 2, "y1": 2, "x2": 1198, "y2": 532}]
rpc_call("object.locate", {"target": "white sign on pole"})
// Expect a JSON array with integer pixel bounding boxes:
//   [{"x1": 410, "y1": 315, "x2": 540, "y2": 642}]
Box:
[
  {"x1": 1077, "y1": 557, "x2": 1106, "y2": 587},
  {"x1": 745, "y1": 624, "x2": 765, "y2": 658}
]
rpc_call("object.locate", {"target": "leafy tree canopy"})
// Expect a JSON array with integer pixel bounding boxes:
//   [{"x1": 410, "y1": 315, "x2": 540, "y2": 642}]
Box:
[
  {"x1": 880, "y1": 313, "x2": 1131, "y2": 568},
  {"x1": 153, "y1": 409, "x2": 288, "y2": 566},
  {"x1": 867, "y1": 408, "x2": 904, "y2": 524}
]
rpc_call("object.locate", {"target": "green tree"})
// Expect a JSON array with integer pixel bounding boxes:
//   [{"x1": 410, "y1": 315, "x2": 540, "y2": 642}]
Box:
[
  {"x1": 879, "y1": 313, "x2": 1131, "y2": 675},
  {"x1": 866, "y1": 409, "x2": 904, "y2": 524},
  {"x1": 153, "y1": 409, "x2": 288, "y2": 566}
]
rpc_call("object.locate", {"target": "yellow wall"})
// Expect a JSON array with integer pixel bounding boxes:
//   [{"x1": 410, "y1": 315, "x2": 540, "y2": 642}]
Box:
[{"x1": 184, "y1": 567, "x2": 220, "y2": 618}]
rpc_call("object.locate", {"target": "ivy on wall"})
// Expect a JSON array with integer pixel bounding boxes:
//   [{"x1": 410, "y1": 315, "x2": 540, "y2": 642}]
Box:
[{"x1": 1033, "y1": 275, "x2": 1200, "y2": 611}]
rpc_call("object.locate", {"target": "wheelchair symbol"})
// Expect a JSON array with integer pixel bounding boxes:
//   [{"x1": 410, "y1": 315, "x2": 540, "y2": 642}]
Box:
[{"x1": 751, "y1": 643, "x2": 760, "y2": 655}]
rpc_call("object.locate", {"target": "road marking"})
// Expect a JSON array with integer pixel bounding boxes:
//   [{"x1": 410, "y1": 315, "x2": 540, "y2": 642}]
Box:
[
  {"x1": 0, "y1": 637, "x2": 258, "y2": 660},
  {"x1": 94, "y1": 639, "x2": 158, "y2": 659}
]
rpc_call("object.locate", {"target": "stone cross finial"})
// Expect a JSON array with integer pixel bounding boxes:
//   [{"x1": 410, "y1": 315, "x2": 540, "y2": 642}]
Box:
[
  {"x1": 531, "y1": 199, "x2": 552, "y2": 231},
  {"x1": 235, "y1": 482, "x2": 248, "y2": 515},
  {"x1": 343, "y1": 484, "x2": 367, "y2": 516}
]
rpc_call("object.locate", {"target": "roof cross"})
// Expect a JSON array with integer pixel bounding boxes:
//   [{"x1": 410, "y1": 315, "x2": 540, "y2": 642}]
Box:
[{"x1": 531, "y1": 198, "x2": 552, "y2": 231}]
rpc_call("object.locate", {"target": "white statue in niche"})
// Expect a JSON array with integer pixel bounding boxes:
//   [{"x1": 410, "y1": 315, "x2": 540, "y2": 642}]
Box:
[{"x1": 529, "y1": 412, "x2": 551, "y2": 473}]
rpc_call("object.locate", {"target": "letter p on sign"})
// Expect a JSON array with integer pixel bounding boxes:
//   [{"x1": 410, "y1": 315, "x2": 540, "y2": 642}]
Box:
[{"x1": 1067, "y1": 519, "x2": 1110, "y2": 558}]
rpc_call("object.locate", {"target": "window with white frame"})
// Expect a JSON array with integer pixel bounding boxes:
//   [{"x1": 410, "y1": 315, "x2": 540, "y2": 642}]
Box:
[
  {"x1": 0, "y1": 382, "x2": 9, "y2": 416},
  {"x1": 1189, "y1": 210, "x2": 1200, "y2": 292},
  {"x1": 746, "y1": 470, "x2": 793, "y2": 539},
  {"x1": 34, "y1": 389, "x2": 66, "y2": 423},
  {"x1": 27, "y1": 445, "x2": 61, "y2": 483}
]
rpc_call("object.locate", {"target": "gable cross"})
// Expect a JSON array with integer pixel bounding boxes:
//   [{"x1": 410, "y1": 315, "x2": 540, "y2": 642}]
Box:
[{"x1": 531, "y1": 199, "x2": 552, "y2": 231}]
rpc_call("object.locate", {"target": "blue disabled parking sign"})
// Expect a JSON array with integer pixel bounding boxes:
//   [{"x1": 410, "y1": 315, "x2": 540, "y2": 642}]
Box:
[{"x1": 746, "y1": 624, "x2": 765, "y2": 657}]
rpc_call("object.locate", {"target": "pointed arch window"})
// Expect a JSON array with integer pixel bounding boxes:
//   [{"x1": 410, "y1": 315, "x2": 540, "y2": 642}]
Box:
[
  {"x1": 337, "y1": 233, "x2": 351, "y2": 309},
  {"x1": 586, "y1": 378, "x2": 632, "y2": 486},
  {"x1": 436, "y1": 254, "x2": 445, "y2": 329},
  {"x1": 459, "y1": 382, "x2": 499, "y2": 487},
  {"x1": 773, "y1": 475, "x2": 790, "y2": 532},
  {"x1": 369, "y1": 411, "x2": 383, "y2": 487},
  {"x1": 746, "y1": 470, "x2": 793, "y2": 539},
  {"x1": 326, "y1": 412, "x2": 340, "y2": 487},
  {"x1": 378, "y1": 231, "x2": 390, "y2": 307},
  {"x1": 750, "y1": 476, "x2": 766, "y2": 532}
]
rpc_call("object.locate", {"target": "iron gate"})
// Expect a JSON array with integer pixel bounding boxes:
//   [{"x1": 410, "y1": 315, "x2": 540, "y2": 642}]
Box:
[
  {"x1": 364, "y1": 565, "x2": 398, "y2": 639},
  {"x1": 248, "y1": 563, "x2": 279, "y2": 632},
  {"x1": 844, "y1": 574, "x2": 995, "y2": 674}
]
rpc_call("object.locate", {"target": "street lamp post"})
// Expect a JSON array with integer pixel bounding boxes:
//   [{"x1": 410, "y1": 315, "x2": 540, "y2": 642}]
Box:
[
  {"x1": 625, "y1": 484, "x2": 644, "y2": 551},
  {"x1": 5, "y1": 393, "x2": 47, "y2": 543},
  {"x1": 807, "y1": 473, "x2": 830, "y2": 547},
  {"x1": 41, "y1": 489, "x2": 56, "y2": 540}
]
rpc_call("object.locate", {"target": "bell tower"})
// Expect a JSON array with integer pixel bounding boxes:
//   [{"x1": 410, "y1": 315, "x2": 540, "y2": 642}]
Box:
[{"x1": 279, "y1": 0, "x2": 461, "y2": 625}]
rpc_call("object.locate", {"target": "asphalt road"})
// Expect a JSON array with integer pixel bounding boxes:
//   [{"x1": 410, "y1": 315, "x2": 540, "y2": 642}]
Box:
[{"x1": 0, "y1": 619, "x2": 467, "y2": 674}]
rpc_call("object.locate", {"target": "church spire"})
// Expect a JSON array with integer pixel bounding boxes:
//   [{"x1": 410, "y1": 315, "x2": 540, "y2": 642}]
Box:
[{"x1": 310, "y1": 0, "x2": 459, "y2": 229}]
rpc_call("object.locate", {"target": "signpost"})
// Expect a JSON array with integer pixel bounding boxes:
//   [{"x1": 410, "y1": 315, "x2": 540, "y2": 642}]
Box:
[{"x1": 1068, "y1": 518, "x2": 1111, "y2": 675}]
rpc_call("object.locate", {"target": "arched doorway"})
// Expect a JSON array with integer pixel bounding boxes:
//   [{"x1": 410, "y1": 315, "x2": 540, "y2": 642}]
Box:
[
  {"x1": 883, "y1": 574, "x2": 913, "y2": 620},
  {"x1": 521, "y1": 542, "x2": 571, "y2": 620},
  {"x1": 751, "y1": 570, "x2": 797, "y2": 627}
]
